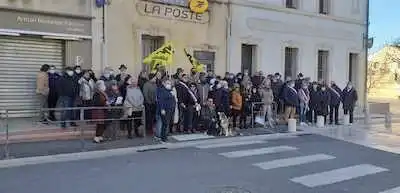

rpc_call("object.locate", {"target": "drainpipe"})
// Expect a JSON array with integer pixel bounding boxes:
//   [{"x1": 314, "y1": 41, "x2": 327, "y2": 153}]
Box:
[
  {"x1": 102, "y1": 1, "x2": 109, "y2": 70},
  {"x1": 363, "y1": 0, "x2": 370, "y2": 123},
  {"x1": 225, "y1": 0, "x2": 232, "y2": 73}
]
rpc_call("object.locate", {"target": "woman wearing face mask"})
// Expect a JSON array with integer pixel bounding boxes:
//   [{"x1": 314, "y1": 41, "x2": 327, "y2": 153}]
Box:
[
  {"x1": 123, "y1": 77, "x2": 144, "y2": 138},
  {"x1": 156, "y1": 79, "x2": 176, "y2": 142},
  {"x1": 92, "y1": 80, "x2": 108, "y2": 143},
  {"x1": 342, "y1": 82, "x2": 358, "y2": 125},
  {"x1": 316, "y1": 84, "x2": 331, "y2": 125}
]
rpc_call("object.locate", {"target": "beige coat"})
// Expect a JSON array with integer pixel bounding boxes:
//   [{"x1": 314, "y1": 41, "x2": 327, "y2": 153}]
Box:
[
  {"x1": 261, "y1": 88, "x2": 274, "y2": 105},
  {"x1": 36, "y1": 71, "x2": 49, "y2": 95}
]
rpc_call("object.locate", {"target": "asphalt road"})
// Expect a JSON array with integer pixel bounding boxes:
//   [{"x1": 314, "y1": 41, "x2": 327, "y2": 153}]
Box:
[{"x1": 1, "y1": 134, "x2": 400, "y2": 193}]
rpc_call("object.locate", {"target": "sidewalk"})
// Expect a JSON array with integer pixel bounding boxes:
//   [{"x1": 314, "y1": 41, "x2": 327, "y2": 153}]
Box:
[{"x1": 299, "y1": 122, "x2": 400, "y2": 154}]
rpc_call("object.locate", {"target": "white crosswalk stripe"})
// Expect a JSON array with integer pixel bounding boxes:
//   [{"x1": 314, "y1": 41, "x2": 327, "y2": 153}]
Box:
[
  {"x1": 219, "y1": 146, "x2": 297, "y2": 158},
  {"x1": 290, "y1": 164, "x2": 389, "y2": 187},
  {"x1": 195, "y1": 141, "x2": 266, "y2": 149},
  {"x1": 379, "y1": 186, "x2": 400, "y2": 193},
  {"x1": 253, "y1": 154, "x2": 335, "y2": 170}
]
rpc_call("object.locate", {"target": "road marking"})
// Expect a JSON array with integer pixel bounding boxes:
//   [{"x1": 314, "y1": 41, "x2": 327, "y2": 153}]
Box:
[
  {"x1": 253, "y1": 154, "x2": 335, "y2": 170},
  {"x1": 195, "y1": 140, "x2": 265, "y2": 149},
  {"x1": 171, "y1": 134, "x2": 215, "y2": 141},
  {"x1": 290, "y1": 164, "x2": 389, "y2": 187},
  {"x1": 379, "y1": 186, "x2": 400, "y2": 193},
  {"x1": 219, "y1": 146, "x2": 297, "y2": 158}
]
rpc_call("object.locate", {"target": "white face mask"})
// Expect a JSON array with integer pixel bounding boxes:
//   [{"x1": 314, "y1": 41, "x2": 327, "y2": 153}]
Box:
[
  {"x1": 165, "y1": 84, "x2": 172, "y2": 90},
  {"x1": 313, "y1": 85, "x2": 318, "y2": 89},
  {"x1": 216, "y1": 84, "x2": 222, "y2": 89},
  {"x1": 109, "y1": 71, "x2": 114, "y2": 75},
  {"x1": 244, "y1": 72, "x2": 248, "y2": 76},
  {"x1": 347, "y1": 85, "x2": 352, "y2": 89},
  {"x1": 126, "y1": 80, "x2": 132, "y2": 85},
  {"x1": 104, "y1": 73, "x2": 110, "y2": 79},
  {"x1": 67, "y1": 71, "x2": 74, "y2": 76},
  {"x1": 99, "y1": 85, "x2": 106, "y2": 92},
  {"x1": 75, "y1": 69, "x2": 81, "y2": 74},
  {"x1": 289, "y1": 84, "x2": 295, "y2": 88},
  {"x1": 321, "y1": 87, "x2": 326, "y2": 91},
  {"x1": 49, "y1": 69, "x2": 55, "y2": 74}
]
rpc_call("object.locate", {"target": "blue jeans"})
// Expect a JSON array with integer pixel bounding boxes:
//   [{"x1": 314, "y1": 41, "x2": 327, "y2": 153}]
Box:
[
  {"x1": 299, "y1": 104, "x2": 308, "y2": 123},
  {"x1": 155, "y1": 113, "x2": 162, "y2": 138},
  {"x1": 58, "y1": 96, "x2": 74, "y2": 128}
]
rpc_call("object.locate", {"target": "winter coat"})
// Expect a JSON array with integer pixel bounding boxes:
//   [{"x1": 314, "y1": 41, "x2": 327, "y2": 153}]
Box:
[
  {"x1": 36, "y1": 71, "x2": 49, "y2": 95},
  {"x1": 283, "y1": 86, "x2": 299, "y2": 107},
  {"x1": 201, "y1": 105, "x2": 217, "y2": 121},
  {"x1": 316, "y1": 90, "x2": 331, "y2": 116},
  {"x1": 106, "y1": 90, "x2": 124, "y2": 119},
  {"x1": 138, "y1": 76, "x2": 148, "y2": 91},
  {"x1": 92, "y1": 90, "x2": 108, "y2": 124},
  {"x1": 250, "y1": 91, "x2": 263, "y2": 111},
  {"x1": 176, "y1": 81, "x2": 198, "y2": 106},
  {"x1": 329, "y1": 85, "x2": 342, "y2": 106},
  {"x1": 58, "y1": 74, "x2": 79, "y2": 98},
  {"x1": 142, "y1": 81, "x2": 157, "y2": 104},
  {"x1": 342, "y1": 88, "x2": 358, "y2": 110},
  {"x1": 48, "y1": 72, "x2": 60, "y2": 96},
  {"x1": 78, "y1": 77, "x2": 95, "y2": 101},
  {"x1": 171, "y1": 87, "x2": 179, "y2": 124},
  {"x1": 231, "y1": 90, "x2": 243, "y2": 110},
  {"x1": 123, "y1": 86, "x2": 144, "y2": 116},
  {"x1": 309, "y1": 87, "x2": 319, "y2": 109},
  {"x1": 298, "y1": 87, "x2": 310, "y2": 106},
  {"x1": 261, "y1": 88, "x2": 274, "y2": 106},
  {"x1": 156, "y1": 87, "x2": 176, "y2": 113},
  {"x1": 271, "y1": 80, "x2": 283, "y2": 102}
]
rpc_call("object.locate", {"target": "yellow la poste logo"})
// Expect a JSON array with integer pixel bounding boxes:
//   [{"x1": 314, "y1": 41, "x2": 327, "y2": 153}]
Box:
[{"x1": 189, "y1": 0, "x2": 209, "y2": 14}]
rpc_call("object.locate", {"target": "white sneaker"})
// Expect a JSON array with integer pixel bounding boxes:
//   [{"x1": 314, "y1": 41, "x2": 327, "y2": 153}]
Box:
[
  {"x1": 93, "y1": 137, "x2": 101, "y2": 143},
  {"x1": 98, "y1": 136, "x2": 104, "y2": 141},
  {"x1": 300, "y1": 122, "x2": 307, "y2": 126}
]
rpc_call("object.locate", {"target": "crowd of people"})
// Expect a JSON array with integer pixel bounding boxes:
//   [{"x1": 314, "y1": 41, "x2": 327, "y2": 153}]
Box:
[{"x1": 36, "y1": 64, "x2": 358, "y2": 143}]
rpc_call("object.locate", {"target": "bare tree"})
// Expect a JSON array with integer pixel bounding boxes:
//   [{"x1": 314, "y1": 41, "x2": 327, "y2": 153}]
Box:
[
  {"x1": 386, "y1": 39, "x2": 400, "y2": 64},
  {"x1": 367, "y1": 51, "x2": 392, "y2": 93}
]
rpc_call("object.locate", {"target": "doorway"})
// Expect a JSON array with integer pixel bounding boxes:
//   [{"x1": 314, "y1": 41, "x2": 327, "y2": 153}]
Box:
[
  {"x1": 141, "y1": 35, "x2": 165, "y2": 71},
  {"x1": 349, "y1": 53, "x2": 359, "y2": 84},
  {"x1": 241, "y1": 44, "x2": 256, "y2": 75}
]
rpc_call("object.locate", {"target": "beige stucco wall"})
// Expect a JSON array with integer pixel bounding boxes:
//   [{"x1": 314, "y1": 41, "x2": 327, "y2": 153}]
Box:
[
  {"x1": 104, "y1": 0, "x2": 228, "y2": 77},
  {"x1": 0, "y1": 0, "x2": 91, "y2": 16}
]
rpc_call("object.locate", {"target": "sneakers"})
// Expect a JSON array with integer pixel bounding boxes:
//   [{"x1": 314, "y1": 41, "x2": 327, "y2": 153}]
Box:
[
  {"x1": 300, "y1": 122, "x2": 308, "y2": 126},
  {"x1": 93, "y1": 136, "x2": 104, "y2": 143}
]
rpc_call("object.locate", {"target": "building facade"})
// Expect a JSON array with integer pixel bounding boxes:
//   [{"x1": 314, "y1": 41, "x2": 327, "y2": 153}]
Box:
[
  {"x1": 0, "y1": 0, "x2": 93, "y2": 116},
  {"x1": 228, "y1": 0, "x2": 367, "y2": 103},
  {"x1": 101, "y1": 0, "x2": 228, "y2": 76}
]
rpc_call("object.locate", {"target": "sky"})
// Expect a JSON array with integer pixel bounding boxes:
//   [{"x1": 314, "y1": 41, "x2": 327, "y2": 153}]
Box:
[{"x1": 369, "y1": 0, "x2": 400, "y2": 53}]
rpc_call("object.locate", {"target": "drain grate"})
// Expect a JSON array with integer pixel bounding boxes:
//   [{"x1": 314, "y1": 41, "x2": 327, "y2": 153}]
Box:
[
  {"x1": 208, "y1": 186, "x2": 251, "y2": 193},
  {"x1": 136, "y1": 147, "x2": 168, "y2": 152}
]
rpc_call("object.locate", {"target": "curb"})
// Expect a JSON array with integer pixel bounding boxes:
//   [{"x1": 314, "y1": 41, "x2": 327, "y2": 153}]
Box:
[{"x1": 0, "y1": 131, "x2": 309, "y2": 169}]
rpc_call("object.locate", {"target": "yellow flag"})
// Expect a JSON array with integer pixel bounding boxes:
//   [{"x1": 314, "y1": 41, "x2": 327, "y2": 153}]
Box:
[
  {"x1": 184, "y1": 48, "x2": 205, "y2": 72},
  {"x1": 143, "y1": 42, "x2": 174, "y2": 72}
]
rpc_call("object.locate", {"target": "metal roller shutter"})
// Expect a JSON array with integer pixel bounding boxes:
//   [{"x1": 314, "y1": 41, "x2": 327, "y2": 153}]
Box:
[{"x1": 0, "y1": 36, "x2": 64, "y2": 117}]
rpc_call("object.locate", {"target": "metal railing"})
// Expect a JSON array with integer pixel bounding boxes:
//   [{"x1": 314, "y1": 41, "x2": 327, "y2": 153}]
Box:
[{"x1": 0, "y1": 105, "x2": 145, "y2": 160}]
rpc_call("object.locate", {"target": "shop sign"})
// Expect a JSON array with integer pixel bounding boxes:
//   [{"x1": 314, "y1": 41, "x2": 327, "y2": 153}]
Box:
[
  {"x1": 0, "y1": 9, "x2": 91, "y2": 36},
  {"x1": 136, "y1": 1, "x2": 209, "y2": 24}
]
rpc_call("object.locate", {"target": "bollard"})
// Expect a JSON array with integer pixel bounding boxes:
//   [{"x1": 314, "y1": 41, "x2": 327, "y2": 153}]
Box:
[
  {"x1": 316, "y1": 116, "x2": 324, "y2": 128},
  {"x1": 288, "y1": 119, "x2": 296, "y2": 132},
  {"x1": 384, "y1": 112, "x2": 392, "y2": 132},
  {"x1": 79, "y1": 108, "x2": 86, "y2": 151}
]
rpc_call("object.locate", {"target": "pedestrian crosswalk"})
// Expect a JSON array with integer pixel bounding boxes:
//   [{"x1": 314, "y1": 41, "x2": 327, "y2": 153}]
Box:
[{"x1": 194, "y1": 140, "x2": 393, "y2": 192}]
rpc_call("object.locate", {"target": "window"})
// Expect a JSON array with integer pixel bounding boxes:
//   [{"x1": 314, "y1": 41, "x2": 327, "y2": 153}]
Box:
[
  {"x1": 141, "y1": 35, "x2": 165, "y2": 71},
  {"x1": 284, "y1": 47, "x2": 299, "y2": 79},
  {"x1": 349, "y1": 53, "x2": 359, "y2": 83},
  {"x1": 286, "y1": 0, "x2": 298, "y2": 9},
  {"x1": 318, "y1": 0, "x2": 330, "y2": 15},
  {"x1": 317, "y1": 50, "x2": 329, "y2": 81},
  {"x1": 194, "y1": 51, "x2": 215, "y2": 72}
]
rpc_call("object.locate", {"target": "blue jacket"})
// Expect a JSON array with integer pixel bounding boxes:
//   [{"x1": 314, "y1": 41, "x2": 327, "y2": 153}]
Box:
[
  {"x1": 283, "y1": 86, "x2": 299, "y2": 107},
  {"x1": 156, "y1": 87, "x2": 176, "y2": 113}
]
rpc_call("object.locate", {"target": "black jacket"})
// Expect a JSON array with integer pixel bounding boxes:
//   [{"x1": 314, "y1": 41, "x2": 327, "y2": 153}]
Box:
[
  {"x1": 342, "y1": 88, "x2": 358, "y2": 110},
  {"x1": 58, "y1": 75, "x2": 78, "y2": 98}
]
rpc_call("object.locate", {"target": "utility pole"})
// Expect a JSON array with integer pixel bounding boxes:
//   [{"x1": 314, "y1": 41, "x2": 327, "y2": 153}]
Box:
[{"x1": 363, "y1": 0, "x2": 370, "y2": 123}]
